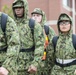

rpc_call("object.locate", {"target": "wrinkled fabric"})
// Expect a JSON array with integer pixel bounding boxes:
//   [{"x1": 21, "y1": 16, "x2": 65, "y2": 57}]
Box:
[
  {"x1": 47, "y1": 13, "x2": 76, "y2": 75},
  {"x1": 0, "y1": 12, "x2": 20, "y2": 75},
  {"x1": 31, "y1": 8, "x2": 46, "y2": 28},
  {"x1": 12, "y1": 0, "x2": 44, "y2": 75},
  {"x1": 40, "y1": 9, "x2": 55, "y2": 75},
  {"x1": 31, "y1": 8, "x2": 56, "y2": 75},
  {"x1": 44, "y1": 26, "x2": 56, "y2": 75},
  {"x1": 12, "y1": 0, "x2": 29, "y2": 20}
]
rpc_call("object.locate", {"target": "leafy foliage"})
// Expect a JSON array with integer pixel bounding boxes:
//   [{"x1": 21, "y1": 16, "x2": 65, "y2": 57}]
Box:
[{"x1": 2, "y1": 5, "x2": 14, "y2": 19}]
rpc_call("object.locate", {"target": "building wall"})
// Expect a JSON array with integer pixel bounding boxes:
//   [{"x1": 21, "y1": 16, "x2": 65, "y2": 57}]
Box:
[
  {"x1": 0, "y1": 0, "x2": 13, "y2": 10},
  {"x1": 0, "y1": 0, "x2": 76, "y2": 34},
  {"x1": 28, "y1": 0, "x2": 49, "y2": 20}
]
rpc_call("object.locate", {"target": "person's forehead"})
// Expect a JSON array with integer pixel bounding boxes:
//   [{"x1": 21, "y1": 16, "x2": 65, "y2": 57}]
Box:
[
  {"x1": 14, "y1": 7, "x2": 24, "y2": 9},
  {"x1": 33, "y1": 13, "x2": 42, "y2": 15}
]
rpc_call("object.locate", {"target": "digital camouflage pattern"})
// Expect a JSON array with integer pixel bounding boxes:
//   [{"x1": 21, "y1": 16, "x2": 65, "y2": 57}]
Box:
[
  {"x1": 40, "y1": 8, "x2": 56, "y2": 75},
  {"x1": 31, "y1": 8, "x2": 43, "y2": 16},
  {"x1": 31, "y1": 8, "x2": 56, "y2": 75},
  {"x1": 47, "y1": 13, "x2": 76, "y2": 75},
  {"x1": 31, "y1": 8, "x2": 55, "y2": 41},
  {"x1": 0, "y1": 12, "x2": 20, "y2": 75},
  {"x1": 31, "y1": 8, "x2": 46, "y2": 28},
  {"x1": 12, "y1": 0, "x2": 44, "y2": 75}
]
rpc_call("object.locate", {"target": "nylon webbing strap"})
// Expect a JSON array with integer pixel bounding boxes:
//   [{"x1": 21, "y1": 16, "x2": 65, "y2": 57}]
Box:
[
  {"x1": 1, "y1": 13, "x2": 8, "y2": 32},
  {"x1": 44, "y1": 25, "x2": 49, "y2": 35},
  {"x1": 72, "y1": 34, "x2": 76, "y2": 50}
]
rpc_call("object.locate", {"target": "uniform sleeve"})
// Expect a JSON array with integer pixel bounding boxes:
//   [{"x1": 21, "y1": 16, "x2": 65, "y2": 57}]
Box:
[
  {"x1": 44, "y1": 26, "x2": 56, "y2": 74},
  {"x1": 2, "y1": 16, "x2": 20, "y2": 75},
  {"x1": 30, "y1": 22, "x2": 45, "y2": 69},
  {"x1": 46, "y1": 38, "x2": 55, "y2": 74}
]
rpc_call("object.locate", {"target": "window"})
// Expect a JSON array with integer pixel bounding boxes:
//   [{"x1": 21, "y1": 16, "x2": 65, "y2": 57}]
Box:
[
  {"x1": 63, "y1": 0, "x2": 72, "y2": 8},
  {"x1": 63, "y1": 0, "x2": 67, "y2": 6}
]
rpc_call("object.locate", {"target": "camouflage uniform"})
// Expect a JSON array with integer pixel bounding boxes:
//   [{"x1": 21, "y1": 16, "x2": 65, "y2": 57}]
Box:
[
  {"x1": 0, "y1": 12, "x2": 20, "y2": 75},
  {"x1": 48, "y1": 13, "x2": 76, "y2": 75},
  {"x1": 12, "y1": 0, "x2": 44, "y2": 75},
  {"x1": 31, "y1": 8, "x2": 56, "y2": 75}
]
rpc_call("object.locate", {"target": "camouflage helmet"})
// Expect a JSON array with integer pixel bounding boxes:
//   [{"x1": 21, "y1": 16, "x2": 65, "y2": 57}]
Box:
[
  {"x1": 31, "y1": 8, "x2": 43, "y2": 16},
  {"x1": 13, "y1": 1, "x2": 24, "y2": 8},
  {"x1": 57, "y1": 13, "x2": 72, "y2": 25}
]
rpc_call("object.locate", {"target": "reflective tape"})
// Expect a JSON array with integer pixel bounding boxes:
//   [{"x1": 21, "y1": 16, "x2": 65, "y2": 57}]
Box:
[{"x1": 56, "y1": 58, "x2": 76, "y2": 64}]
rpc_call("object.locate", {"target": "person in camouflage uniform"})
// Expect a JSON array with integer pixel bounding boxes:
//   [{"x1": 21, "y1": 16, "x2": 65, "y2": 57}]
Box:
[
  {"x1": 47, "y1": 13, "x2": 76, "y2": 75},
  {"x1": 0, "y1": 12, "x2": 20, "y2": 75},
  {"x1": 12, "y1": 0, "x2": 44, "y2": 75},
  {"x1": 31, "y1": 8, "x2": 56, "y2": 75}
]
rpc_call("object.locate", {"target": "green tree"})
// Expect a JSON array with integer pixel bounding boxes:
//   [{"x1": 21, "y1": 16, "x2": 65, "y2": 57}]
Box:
[{"x1": 2, "y1": 5, "x2": 14, "y2": 19}]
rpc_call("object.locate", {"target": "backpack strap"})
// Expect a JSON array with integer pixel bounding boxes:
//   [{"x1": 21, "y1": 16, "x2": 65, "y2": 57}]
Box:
[
  {"x1": 72, "y1": 34, "x2": 76, "y2": 50},
  {"x1": 29, "y1": 19, "x2": 35, "y2": 36},
  {"x1": 29, "y1": 18, "x2": 35, "y2": 50},
  {"x1": 29, "y1": 19, "x2": 35, "y2": 50},
  {"x1": 44, "y1": 25, "x2": 49, "y2": 35},
  {"x1": 1, "y1": 13, "x2": 8, "y2": 33},
  {"x1": 52, "y1": 36, "x2": 58, "y2": 52}
]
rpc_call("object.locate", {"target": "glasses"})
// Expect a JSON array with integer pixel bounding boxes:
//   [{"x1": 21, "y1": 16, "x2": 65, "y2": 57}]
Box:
[{"x1": 59, "y1": 21, "x2": 70, "y2": 25}]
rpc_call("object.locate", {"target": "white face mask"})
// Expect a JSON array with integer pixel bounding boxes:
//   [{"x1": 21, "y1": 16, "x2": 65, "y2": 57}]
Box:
[{"x1": 31, "y1": 14, "x2": 42, "y2": 23}]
